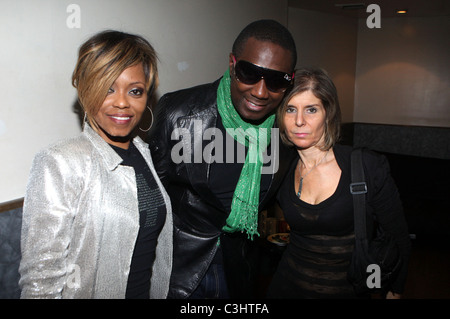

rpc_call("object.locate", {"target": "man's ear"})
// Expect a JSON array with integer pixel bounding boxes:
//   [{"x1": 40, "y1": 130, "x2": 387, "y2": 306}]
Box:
[{"x1": 228, "y1": 53, "x2": 234, "y2": 72}]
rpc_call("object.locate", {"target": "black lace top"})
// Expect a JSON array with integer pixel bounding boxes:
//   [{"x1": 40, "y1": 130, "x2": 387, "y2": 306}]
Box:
[{"x1": 267, "y1": 144, "x2": 411, "y2": 298}]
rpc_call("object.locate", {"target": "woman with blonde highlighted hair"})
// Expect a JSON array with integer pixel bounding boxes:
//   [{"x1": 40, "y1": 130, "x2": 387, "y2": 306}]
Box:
[{"x1": 19, "y1": 30, "x2": 173, "y2": 298}]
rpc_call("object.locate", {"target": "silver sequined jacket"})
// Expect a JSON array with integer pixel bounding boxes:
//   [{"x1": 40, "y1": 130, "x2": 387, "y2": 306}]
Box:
[{"x1": 19, "y1": 124, "x2": 173, "y2": 299}]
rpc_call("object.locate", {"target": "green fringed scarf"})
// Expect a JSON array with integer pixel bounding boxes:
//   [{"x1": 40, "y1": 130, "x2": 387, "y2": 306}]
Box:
[{"x1": 217, "y1": 69, "x2": 275, "y2": 239}]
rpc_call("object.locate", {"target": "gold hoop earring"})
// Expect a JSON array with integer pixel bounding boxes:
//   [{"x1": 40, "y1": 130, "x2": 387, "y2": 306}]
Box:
[{"x1": 139, "y1": 106, "x2": 154, "y2": 132}]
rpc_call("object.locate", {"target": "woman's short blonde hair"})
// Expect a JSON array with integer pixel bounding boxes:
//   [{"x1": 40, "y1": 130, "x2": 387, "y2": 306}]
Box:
[
  {"x1": 277, "y1": 67, "x2": 341, "y2": 151},
  {"x1": 72, "y1": 30, "x2": 158, "y2": 127}
]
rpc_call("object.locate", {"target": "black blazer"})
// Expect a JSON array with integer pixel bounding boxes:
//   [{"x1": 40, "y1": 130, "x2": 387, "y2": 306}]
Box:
[{"x1": 148, "y1": 78, "x2": 297, "y2": 298}]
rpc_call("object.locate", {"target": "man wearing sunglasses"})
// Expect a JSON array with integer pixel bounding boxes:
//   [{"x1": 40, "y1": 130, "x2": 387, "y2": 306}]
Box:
[{"x1": 148, "y1": 19, "x2": 297, "y2": 299}]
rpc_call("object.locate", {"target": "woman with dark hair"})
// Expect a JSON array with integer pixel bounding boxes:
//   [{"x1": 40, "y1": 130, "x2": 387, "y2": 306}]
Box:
[
  {"x1": 19, "y1": 30, "x2": 172, "y2": 299},
  {"x1": 267, "y1": 68, "x2": 411, "y2": 299}
]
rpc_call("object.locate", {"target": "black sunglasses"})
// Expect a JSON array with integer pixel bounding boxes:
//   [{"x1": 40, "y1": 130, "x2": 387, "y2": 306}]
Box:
[{"x1": 232, "y1": 55, "x2": 294, "y2": 93}]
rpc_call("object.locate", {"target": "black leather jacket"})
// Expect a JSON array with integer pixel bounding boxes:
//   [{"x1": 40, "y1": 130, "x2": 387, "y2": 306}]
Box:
[{"x1": 148, "y1": 78, "x2": 296, "y2": 298}]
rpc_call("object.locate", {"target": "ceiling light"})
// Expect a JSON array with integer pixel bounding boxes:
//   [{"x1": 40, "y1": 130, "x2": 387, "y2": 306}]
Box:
[{"x1": 396, "y1": 9, "x2": 408, "y2": 14}]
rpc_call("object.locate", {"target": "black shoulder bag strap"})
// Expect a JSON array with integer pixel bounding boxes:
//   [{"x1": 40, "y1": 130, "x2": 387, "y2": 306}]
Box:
[{"x1": 350, "y1": 148, "x2": 368, "y2": 243}]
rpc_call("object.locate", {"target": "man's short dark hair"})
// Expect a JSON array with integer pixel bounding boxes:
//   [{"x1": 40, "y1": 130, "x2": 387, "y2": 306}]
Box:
[{"x1": 232, "y1": 19, "x2": 297, "y2": 71}]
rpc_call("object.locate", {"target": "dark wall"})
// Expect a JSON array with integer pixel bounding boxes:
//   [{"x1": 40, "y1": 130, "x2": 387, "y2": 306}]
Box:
[{"x1": 342, "y1": 123, "x2": 450, "y2": 240}]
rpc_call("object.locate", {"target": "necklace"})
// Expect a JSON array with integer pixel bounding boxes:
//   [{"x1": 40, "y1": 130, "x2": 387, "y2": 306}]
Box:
[{"x1": 297, "y1": 150, "x2": 329, "y2": 199}]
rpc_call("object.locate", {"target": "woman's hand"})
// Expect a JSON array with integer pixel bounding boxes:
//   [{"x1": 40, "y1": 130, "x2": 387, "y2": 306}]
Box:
[{"x1": 386, "y1": 291, "x2": 401, "y2": 299}]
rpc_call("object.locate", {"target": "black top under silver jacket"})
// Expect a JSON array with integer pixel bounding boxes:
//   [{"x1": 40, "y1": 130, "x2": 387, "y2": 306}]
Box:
[{"x1": 147, "y1": 78, "x2": 297, "y2": 298}]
